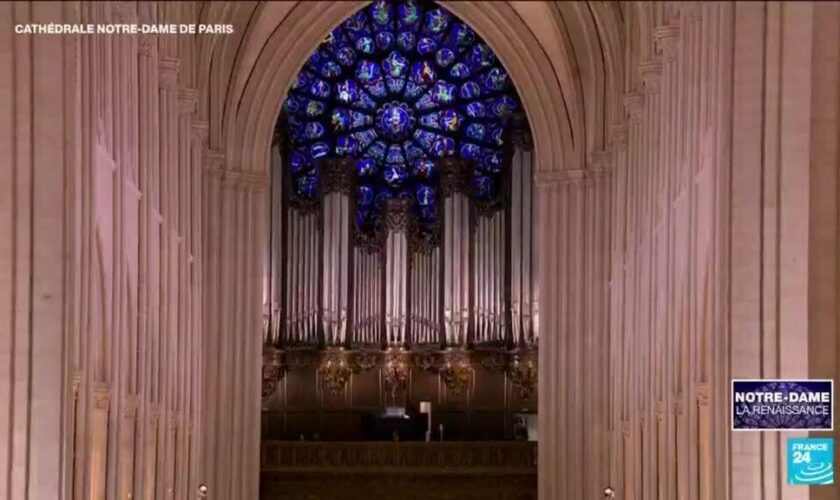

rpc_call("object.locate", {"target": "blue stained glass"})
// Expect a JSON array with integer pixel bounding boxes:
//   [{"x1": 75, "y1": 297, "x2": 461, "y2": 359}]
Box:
[
  {"x1": 356, "y1": 158, "x2": 378, "y2": 177},
  {"x1": 398, "y1": 0, "x2": 420, "y2": 25},
  {"x1": 296, "y1": 174, "x2": 318, "y2": 198},
  {"x1": 450, "y1": 23, "x2": 474, "y2": 46},
  {"x1": 471, "y1": 175, "x2": 494, "y2": 199},
  {"x1": 431, "y1": 81, "x2": 456, "y2": 105},
  {"x1": 415, "y1": 185, "x2": 436, "y2": 206},
  {"x1": 414, "y1": 93, "x2": 436, "y2": 111},
  {"x1": 466, "y1": 123, "x2": 485, "y2": 141},
  {"x1": 352, "y1": 129, "x2": 377, "y2": 150},
  {"x1": 417, "y1": 37, "x2": 438, "y2": 55},
  {"x1": 431, "y1": 137, "x2": 455, "y2": 157},
  {"x1": 449, "y1": 62, "x2": 471, "y2": 80},
  {"x1": 331, "y1": 109, "x2": 353, "y2": 131},
  {"x1": 366, "y1": 79, "x2": 388, "y2": 98},
  {"x1": 376, "y1": 32, "x2": 394, "y2": 51},
  {"x1": 411, "y1": 61, "x2": 436, "y2": 84},
  {"x1": 386, "y1": 145, "x2": 405, "y2": 165},
  {"x1": 304, "y1": 122, "x2": 326, "y2": 140},
  {"x1": 289, "y1": 150, "x2": 310, "y2": 174},
  {"x1": 465, "y1": 101, "x2": 486, "y2": 118},
  {"x1": 336, "y1": 135, "x2": 359, "y2": 156},
  {"x1": 383, "y1": 52, "x2": 409, "y2": 77},
  {"x1": 490, "y1": 125, "x2": 504, "y2": 145},
  {"x1": 355, "y1": 61, "x2": 380, "y2": 83},
  {"x1": 371, "y1": 1, "x2": 391, "y2": 25},
  {"x1": 412, "y1": 159, "x2": 436, "y2": 179},
  {"x1": 304, "y1": 100, "x2": 326, "y2": 117},
  {"x1": 413, "y1": 129, "x2": 438, "y2": 149},
  {"x1": 368, "y1": 141, "x2": 387, "y2": 161},
  {"x1": 387, "y1": 77, "x2": 406, "y2": 94},
  {"x1": 310, "y1": 142, "x2": 330, "y2": 159},
  {"x1": 310, "y1": 79, "x2": 331, "y2": 98},
  {"x1": 336, "y1": 80, "x2": 359, "y2": 103},
  {"x1": 344, "y1": 11, "x2": 367, "y2": 32},
  {"x1": 403, "y1": 79, "x2": 428, "y2": 100},
  {"x1": 481, "y1": 150, "x2": 503, "y2": 172},
  {"x1": 355, "y1": 36, "x2": 375, "y2": 54},
  {"x1": 483, "y1": 67, "x2": 508, "y2": 91},
  {"x1": 377, "y1": 103, "x2": 414, "y2": 140},
  {"x1": 439, "y1": 109, "x2": 460, "y2": 131},
  {"x1": 292, "y1": 72, "x2": 311, "y2": 90},
  {"x1": 283, "y1": 0, "x2": 523, "y2": 236},
  {"x1": 357, "y1": 185, "x2": 375, "y2": 206},
  {"x1": 491, "y1": 95, "x2": 518, "y2": 117},
  {"x1": 285, "y1": 95, "x2": 301, "y2": 113},
  {"x1": 420, "y1": 111, "x2": 441, "y2": 129},
  {"x1": 435, "y1": 48, "x2": 456, "y2": 67},
  {"x1": 384, "y1": 166, "x2": 408, "y2": 187},
  {"x1": 424, "y1": 9, "x2": 450, "y2": 34},
  {"x1": 397, "y1": 32, "x2": 417, "y2": 51},
  {"x1": 319, "y1": 61, "x2": 342, "y2": 78},
  {"x1": 404, "y1": 141, "x2": 425, "y2": 161},
  {"x1": 336, "y1": 47, "x2": 356, "y2": 67},
  {"x1": 460, "y1": 142, "x2": 482, "y2": 160},
  {"x1": 460, "y1": 81, "x2": 481, "y2": 99},
  {"x1": 468, "y1": 44, "x2": 494, "y2": 68}
]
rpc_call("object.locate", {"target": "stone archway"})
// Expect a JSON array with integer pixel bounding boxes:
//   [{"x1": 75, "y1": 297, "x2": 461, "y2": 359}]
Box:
[{"x1": 198, "y1": 2, "x2": 620, "y2": 499}]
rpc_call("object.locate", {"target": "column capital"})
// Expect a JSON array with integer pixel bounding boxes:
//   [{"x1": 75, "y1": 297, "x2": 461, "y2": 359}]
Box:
[
  {"x1": 93, "y1": 384, "x2": 111, "y2": 411},
  {"x1": 655, "y1": 400, "x2": 665, "y2": 422},
  {"x1": 158, "y1": 57, "x2": 180, "y2": 90},
  {"x1": 697, "y1": 383, "x2": 711, "y2": 407},
  {"x1": 221, "y1": 168, "x2": 269, "y2": 192},
  {"x1": 148, "y1": 403, "x2": 162, "y2": 426},
  {"x1": 138, "y1": 35, "x2": 155, "y2": 56},
  {"x1": 586, "y1": 150, "x2": 613, "y2": 173},
  {"x1": 178, "y1": 88, "x2": 198, "y2": 115},
  {"x1": 654, "y1": 24, "x2": 680, "y2": 61},
  {"x1": 191, "y1": 120, "x2": 209, "y2": 142},
  {"x1": 123, "y1": 395, "x2": 140, "y2": 419},
  {"x1": 640, "y1": 59, "x2": 663, "y2": 94},
  {"x1": 623, "y1": 92, "x2": 644, "y2": 122},
  {"x1": 610, "y1": 123, "x2": 629, "y2": 152},
  {"x1": 439, "y1": 158, "x2": 470, "y2": 197}
]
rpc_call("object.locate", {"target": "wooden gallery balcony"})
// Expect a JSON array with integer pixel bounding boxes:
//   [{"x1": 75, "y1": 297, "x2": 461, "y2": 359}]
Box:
[{"x1": 260, "y1": 441, "x2": 537, "y2": 500}]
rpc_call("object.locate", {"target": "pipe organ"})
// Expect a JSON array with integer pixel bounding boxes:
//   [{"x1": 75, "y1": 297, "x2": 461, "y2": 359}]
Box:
[{"x1": 266, "y1": 130, "x2": 538, "y2": 351}]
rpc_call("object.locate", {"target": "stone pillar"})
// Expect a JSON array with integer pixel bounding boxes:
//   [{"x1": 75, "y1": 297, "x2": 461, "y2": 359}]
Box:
[
  {"x1": 536, "y1": 166, "x2": 611, "y2": 500},
  {"x1": 203, "y1": 168, "x2": 266, "y2": 499}
]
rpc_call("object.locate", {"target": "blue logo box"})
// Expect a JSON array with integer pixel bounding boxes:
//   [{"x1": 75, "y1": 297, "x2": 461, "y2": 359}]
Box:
[
  {"x1": 732, "y1": 379, "x2": 833, "y2": 431},
  {"x1": 788, "y1": 438, "x2": 834, "y2": 485}
]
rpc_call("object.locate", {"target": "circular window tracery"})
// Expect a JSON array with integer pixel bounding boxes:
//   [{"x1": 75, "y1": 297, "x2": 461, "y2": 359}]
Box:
[{"x1": 283, "y1": 0, "x2": 520, "y2": 235}]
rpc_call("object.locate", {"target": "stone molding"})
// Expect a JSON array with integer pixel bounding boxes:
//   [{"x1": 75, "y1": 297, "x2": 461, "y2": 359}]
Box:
[
  {"x1": 640, "y1": 59, "x2": 663, "y2": 94},
  {"x1": 610, "y1": 123, "x2": 629, "y2": 152},
  {"x1": 123, "y1": 395, "x2": 139, "y2": 419},
  {"x1": 623, "y1": 91, "x2": 645, "y2": 122},
  {"x1": 93, "y1": 384, "x2": 111, "y2": 411},
  {"x1": 534, "y1": 167, "x2": 611, "y2": 189},
  {"x1": 177, "y1": 88, "x2": 198, "y2": 115},
  {"x1": 654, "y1": 24, "x2": 680, "y2": 61},
  {"x1": 158, "y1": 57, "x2": 180, "y2": 89}
]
